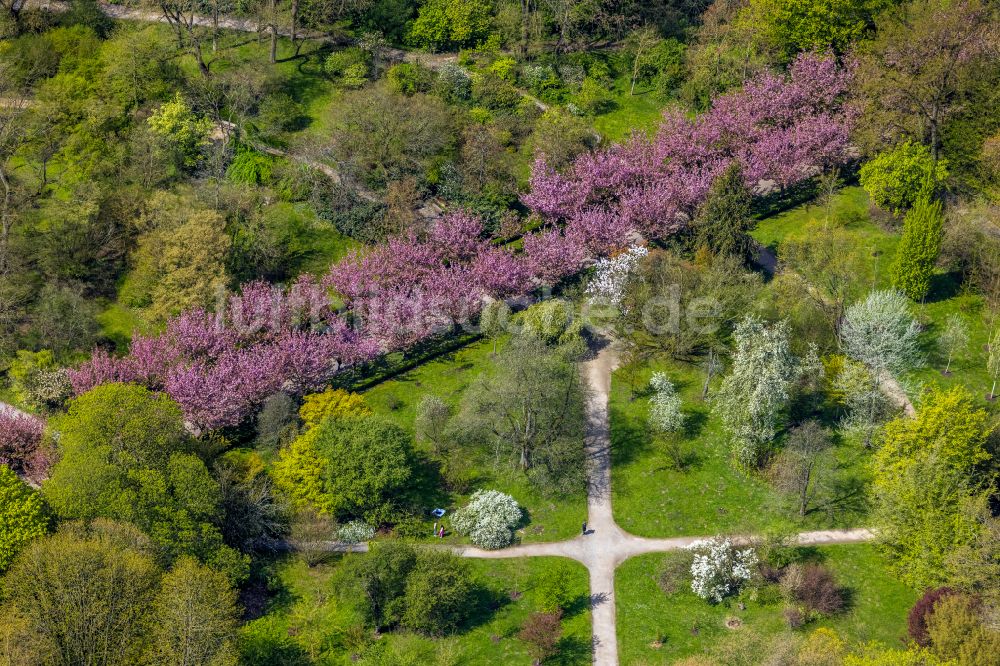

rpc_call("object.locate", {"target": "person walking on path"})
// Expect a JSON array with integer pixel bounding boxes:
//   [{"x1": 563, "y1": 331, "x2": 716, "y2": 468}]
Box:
[{"x1": 582, "y1": 521, "x2": 588, "y2": 535}]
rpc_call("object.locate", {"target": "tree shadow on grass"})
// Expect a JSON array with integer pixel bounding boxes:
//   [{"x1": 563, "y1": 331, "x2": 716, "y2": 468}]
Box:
[
  {"x1": 239, "y1": 556, "x2": 304, "y2": 621},
  {"x1": 609, "y1": 403, "x2": 653, "y2": 467},
  {"x1": 681, "y1": 407, "x2": 709, "y2": 440},
  {"x1": 403, "y1": 453, "x2": 454, "y2": 513},
  {"x1": 809, "y1": 475, "x2": 868, "y2": 526},
  {"x1": 926, "y1": 270, "x2": 963, "y2": 304},
  {"x1": 550, "y1": 635, "x2": 593, "y2": 666},
  {"x1": 460, "y1": 582, "x2": 513, "y2": 633},
  {"x1": 563, "y1": 592, "x2": 591, "y2": 619}
]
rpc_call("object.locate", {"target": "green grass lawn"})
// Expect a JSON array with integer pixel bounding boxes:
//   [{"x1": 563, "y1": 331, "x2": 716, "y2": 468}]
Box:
[
  {"x1": 240, "y1": 553, "x2": 591, "y2": 665},
  {"x1": 616, "y1": 544, "x2": 917, "y2": 665},
  {"x1": 579, "y1": 74, "x2": 665, "y2": 143},
  {"x1": 610, "y1": 359, "x2": 871, "y2": 539},
  {"x1": 907, "y1": 292, "x2": 998, "y2": 407},
  {"x1": 752, "y1": 186, "x2": 900, "y2": 292},
  {"x1": 172, "y1": 28, "x2": 339, "y2": 138},
  {"x1": 96, "y1": 301, "x2": 156, "y2": 353},
  {"x1": 263, "y1": 201, "x2": 359, "y2": 277},
  {"x1": 362, "y1": 337, "x2": 588, "y2": 544}
]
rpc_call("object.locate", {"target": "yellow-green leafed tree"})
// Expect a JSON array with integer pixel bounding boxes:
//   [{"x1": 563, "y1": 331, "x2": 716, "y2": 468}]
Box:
[
  {"x1": 0, "y1": 465, "x2": 49, "y2": 572},
  {"x1": 872, "y1": 386, "x2": 994, "y2": 588},
  {"x1": 844, "y1": 642, "x2": 953, "y2": 666},
  {"x1": 122, "y1": 192, "x2": 230, "y2": 321},
  {"x1": 149, "y1": 557, "x2": 240, "y2": 666},
  {"x1": 150, "y1": 208, "x2": 230, "y2": 321},
  {"x1": 272, "y1": 428, "x2": 335, "y2": 516},
  {"x1": 298, "y1": 388, "x2": 371, "y2": 429}
]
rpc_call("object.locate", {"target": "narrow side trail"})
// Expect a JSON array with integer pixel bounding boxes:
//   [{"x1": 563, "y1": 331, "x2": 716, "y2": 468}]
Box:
[{"x1": 753, "y1": 241, "x2": 915, "y2": 415}]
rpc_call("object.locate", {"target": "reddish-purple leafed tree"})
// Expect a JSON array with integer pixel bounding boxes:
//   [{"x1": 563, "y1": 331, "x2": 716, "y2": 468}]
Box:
[{"x1": 0, "y1": 409, "x2": 49, "y2": 479}]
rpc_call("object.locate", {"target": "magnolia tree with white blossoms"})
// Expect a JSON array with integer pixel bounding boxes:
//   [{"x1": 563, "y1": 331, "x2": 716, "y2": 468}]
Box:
[
  {"x1": 839, "y1": 289, "x2": 922, "y2": 446},
  {"x1": 687, "y1": 536, "x2": 758, "y2": 603},
  {"x1": 452, "y1": 489, "x2": 523, "y2": 550},
  {"x1": 841, "y1": 289, "x2": 922, "y2": 377},
  {"x1": 585, "y1": 245, "x2": 648, "y2": 313}
]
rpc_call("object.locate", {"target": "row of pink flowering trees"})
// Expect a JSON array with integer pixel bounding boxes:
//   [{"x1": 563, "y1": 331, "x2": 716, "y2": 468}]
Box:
[{"x1": 69, "y1": 53, "x2": 855, "y2": 433}]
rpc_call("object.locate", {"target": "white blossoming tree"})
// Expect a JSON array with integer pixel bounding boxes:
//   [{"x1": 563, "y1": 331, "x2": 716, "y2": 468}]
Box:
[
  {"x1": 452, "y1": 489, "x2": 523, "y2": 550},
  {"x1": 585, "y1": 245, "x2": 648, "y2": 313},
  {"x1": 841, "y1": 289, "x2": 922, "y2": 378},
  {"x1": 649, "y1": 372, "x2": 684, "y2": 433},
  {"x1": 687, "y1": 536, "x2": 758, "y2": 603},
  {"x1": 840, "y1": 290, "x2": 922, "y2": 445},
  {"x1": 649, "y1": 372, "x2": 686, "y2": 468},
  {"x1": 715, "y1": 316, "x2": 802, "y2": 470}
]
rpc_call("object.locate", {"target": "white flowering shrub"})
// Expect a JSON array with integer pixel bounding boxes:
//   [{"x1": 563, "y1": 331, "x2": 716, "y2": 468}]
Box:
[
  {"x1": 841, "y1": 289, "x2": 922, "y2": 375},
  {"x1": 715, "y1": 316, "x2": 802, "y2": 469},
  {"x1": 649, "y1": 372, "x2": 684, "y2": 433},
  {"x1": 687, "y1": 537, "x2": 757, "y2": 603},
  {"x1": 336, "y1": 520, "x2": 376, "y2": 544},
  {"x1": 452, "y1": 490, "x2": 522, "y2": 550},
  {"x1": 585, "y1": 245, "x2": 648, "y2": 313},
  {"x1": 522, "y1": 64, "x2": 558, "y2": 93},
  {"x1": 438, "y1": 64, "x2": 471, "y2": 101}
]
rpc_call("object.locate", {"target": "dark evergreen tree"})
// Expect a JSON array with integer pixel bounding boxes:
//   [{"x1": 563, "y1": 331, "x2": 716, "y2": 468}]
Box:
[{"x1": 693, "y1": 163, "x2": 756, "y2": 263}]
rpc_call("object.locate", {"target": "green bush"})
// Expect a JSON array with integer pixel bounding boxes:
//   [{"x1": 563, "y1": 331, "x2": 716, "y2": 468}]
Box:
[
  {"x1": 468, "y1": 106, "x2": 492, "y2": 124},
  {"x1": 227, "y1": 150, "x2": 274, "y2": 186},
  {"x1": 650, "y1": 38, "x2": 687, "y2": 98},
  {"x1": 576, "y1": 77, "x2": 615, "y2": 115},
  {"x1": 890, "y1": 195, "x2": 944, "y2": 301},
  {"x1": 472, "y1": 72, "x2": 521, "y2": 112},
  {"x1": 7, "y1": 349, "x2": 70, "y2": 410},
  {"x1": 147, "y1": 93, "x2": 213, "y2": 169},
  {"x1": 256, "y1": 92, "x2": 306, "y2": 135},
  {"x1": 341, "y1": 62, "x2": 369, "y2": 89},
  {"x1": 0, "y1": 465, "x2": 50, "y2": 572},
  {"x1": 489, "y1": 56, "x2": 517, "y2": 82},
  {"x1": 522, "y1": 63, "x2": 563, "y2": 100},
  {"x1": 43, "y1": 384, "x2": 248, "y2": 583},
  {"x1": 324, "y1": 48, "x2": 367, "y2": 78},
  {"x1": 407, "y1": 0, "x2": 492, "y2": 51},
  {"x1": 434, "y1": 63, "x2": 471, "y2": 102},
  {"x1": 859, "y1": 141, "x2": 948, "y2": 215},
  {"x1": 402, "y1": 550, "x2": 475, "y2": 636},
  {"x1": 386, "y1": 62, "x2": 434, "y2": 95},
  {"x1": 273, "y1": 414, "x2": 415, "y2": 524},
  {"x1": 585, "y1": 58, "x2": 614, "y2": 82}
]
